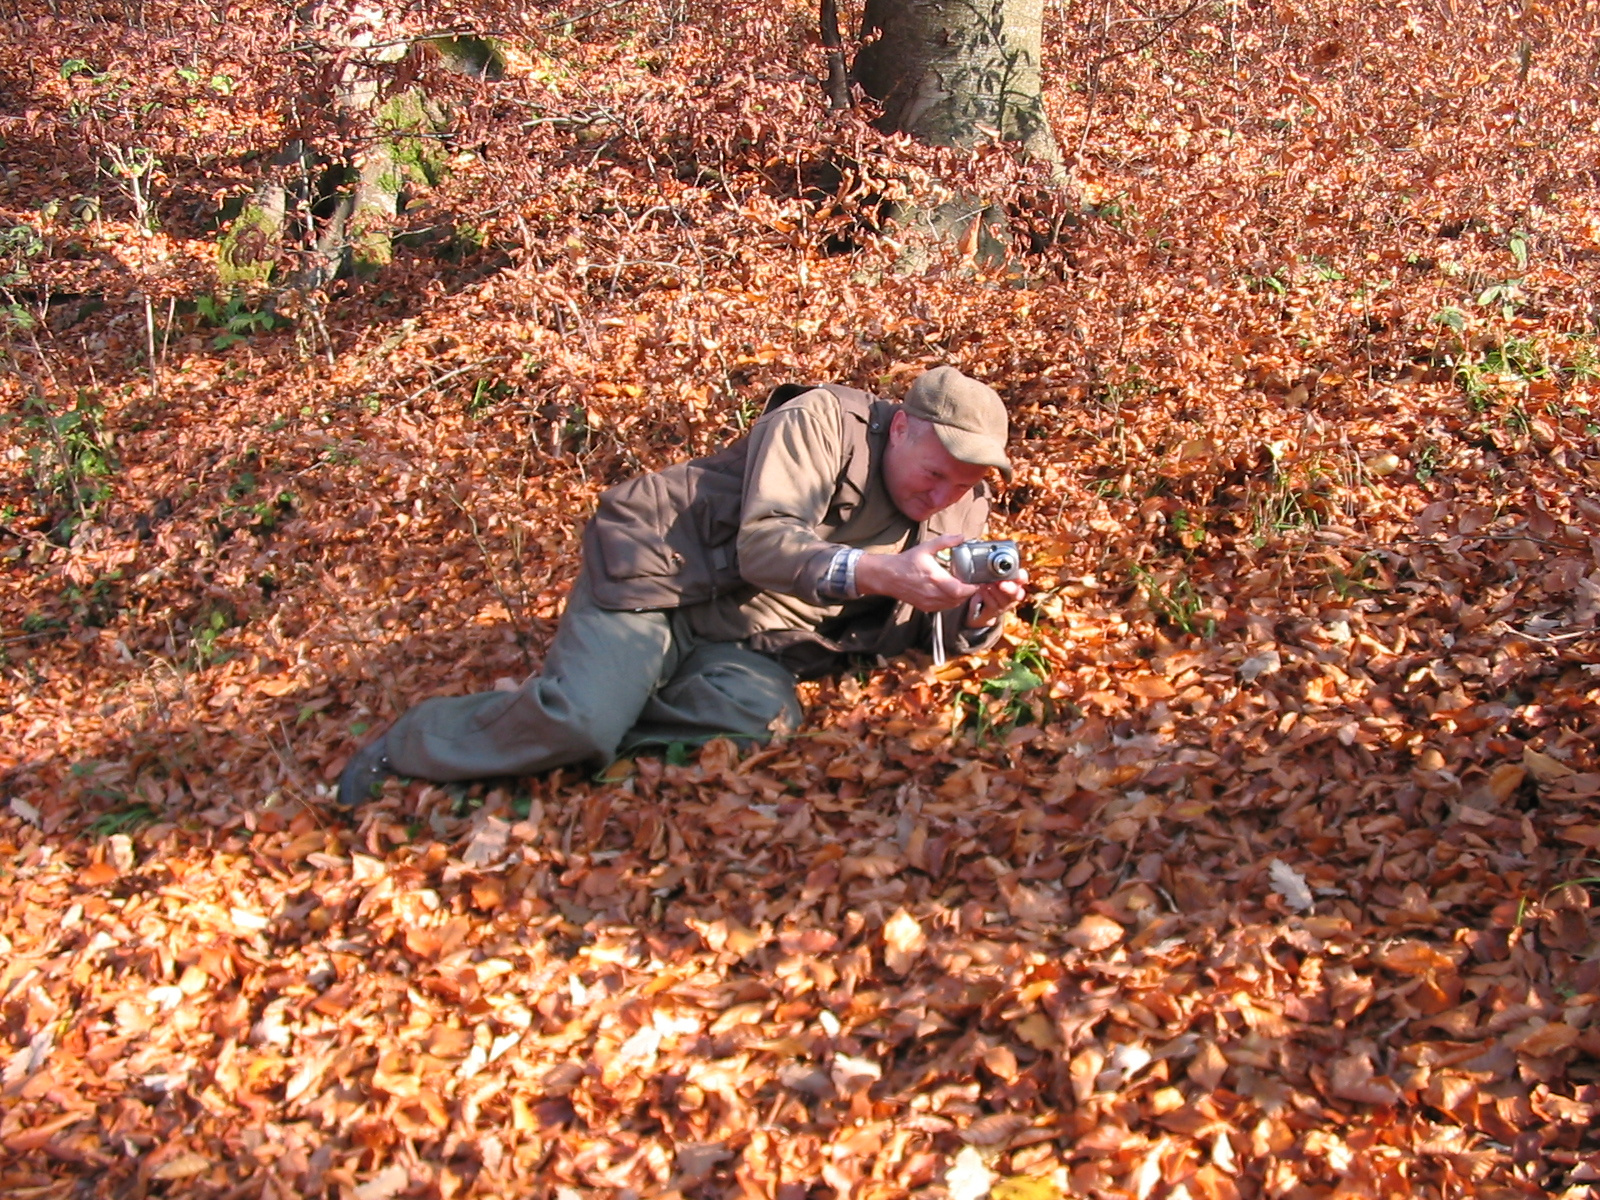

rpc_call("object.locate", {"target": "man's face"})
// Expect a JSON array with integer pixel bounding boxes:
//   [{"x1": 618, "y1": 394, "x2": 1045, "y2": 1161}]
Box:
[{"x1": 883, "y1": 412, "x2": 990, "y2": 522}]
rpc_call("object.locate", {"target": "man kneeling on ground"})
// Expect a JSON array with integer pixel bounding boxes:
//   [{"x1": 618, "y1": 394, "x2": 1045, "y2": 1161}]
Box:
[{"x1": 338, "y1": 365, "x2": 1028, "y2": 805}]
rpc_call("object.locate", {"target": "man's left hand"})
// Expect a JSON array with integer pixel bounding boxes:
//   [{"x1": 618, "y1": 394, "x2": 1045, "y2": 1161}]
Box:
[{"x1": 965, "y1": 570, "x2": 1029, "y2": 629}]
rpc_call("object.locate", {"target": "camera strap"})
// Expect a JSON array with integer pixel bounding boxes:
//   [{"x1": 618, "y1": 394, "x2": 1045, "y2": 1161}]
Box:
[{"x1": 931, "y1": 609, "x2": 947, "y2": 668}]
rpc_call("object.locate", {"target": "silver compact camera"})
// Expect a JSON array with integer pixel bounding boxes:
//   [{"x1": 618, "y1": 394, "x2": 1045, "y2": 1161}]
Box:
[{"x1": 948, "y1": 539, "x2": 1022, "y2": 585}]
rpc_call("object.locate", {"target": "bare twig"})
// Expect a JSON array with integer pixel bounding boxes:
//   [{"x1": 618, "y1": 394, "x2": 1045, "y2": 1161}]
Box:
[
  {"x1": 406, "y1": 359, "x2": 502, "y2": 403},
  {"x1": 1077, "y1": 0, "x2": 1204, "y2": 161},
  {"x1": 545, "y1": 0, "x2": 634, "y2": 29},
  {"x1": 143, "y1": 293, "x2": 160, "y2": 405},
  {"x1": 1091, "y1": 0, "x2": 1204, "y2": 66}
]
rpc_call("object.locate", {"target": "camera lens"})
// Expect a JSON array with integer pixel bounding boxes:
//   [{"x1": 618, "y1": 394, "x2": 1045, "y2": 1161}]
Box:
[{"x1": 990, "y1": 549, "x2": 1018, "y2": 576}]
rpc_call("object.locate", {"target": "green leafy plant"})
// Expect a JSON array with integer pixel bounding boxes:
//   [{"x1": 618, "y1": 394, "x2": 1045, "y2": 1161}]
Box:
[
  {"x1": 1562, "y1": 336, "x2": 1600, "y2": 382},
  {"x1": 100, "y1": 146, "x2": 159, "y2": 229},
  {"x1": 90, "y1": 803, "x2": 158, "y2": 837},
  {"x1": 190, "y1": 609, "x2": 233, "y2": 669},
  {"x1": 1250, "y1": 476, "x2": 1321, "y2": 542},
  {"x1": 953, "y1": 641, "x2": 1051, "y2": 742},
  {"x1": 1, "y1": 224, "x2": 45, "y2": 334},
  {"x1": 1132, "y1": 566, "x2": 1214, "y2": 637},
  {"x1": 1245, "y1": 270, "x2": 1289, "y2": 295},
  {"x1": 59, "y1": 57, "x2": 109, "y2": 83},
  {"x1": 1414, "y1": 440, "x2": 1442, "y2": 484},
  {"x1": 1455, "y1": 336, "x2": 1549, "y2": 410},
  {"x1": 1508, "y1": 231, "x2": 1529, "y2": 271},
  {"x1": 1327, "y1": 553, "x2": 1380, "y2": 601},
  {"x1": 467, "y1": 377, "x2": 513, "y2": 416},
  {"x1": 15, "y1": 393, "x2": 116, "y2": 538},
  {"x1": 196, "y1": 292, "x2": 281, "y2": 348}
]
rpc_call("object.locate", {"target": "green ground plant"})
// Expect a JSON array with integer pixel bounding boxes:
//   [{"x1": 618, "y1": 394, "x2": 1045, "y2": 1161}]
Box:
[
  {"x1": 196, "y1": 292, "x2": 282, "y2": 348},
  {"x1": 953, "y1": 640, "x2": 1051, "y2": 742},
  {"x1": 1131, "y1": 565, "x2": 1214, "y2": 637}
]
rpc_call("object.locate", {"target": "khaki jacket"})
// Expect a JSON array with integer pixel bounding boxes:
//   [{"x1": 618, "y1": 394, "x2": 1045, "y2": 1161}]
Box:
[{"x1": 582, "y1": 385, "x2": 1001, "y2": 677}]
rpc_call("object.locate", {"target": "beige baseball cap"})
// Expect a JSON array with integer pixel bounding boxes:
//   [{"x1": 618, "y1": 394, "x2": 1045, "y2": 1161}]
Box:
[{"x1": 903, "y1": 366, "x2": 1012, "y2": 481}]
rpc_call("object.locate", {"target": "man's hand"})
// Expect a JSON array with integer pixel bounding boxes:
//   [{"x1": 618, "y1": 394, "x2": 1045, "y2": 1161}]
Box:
[
  {"x1": 965, "y1": 572, "x2": 1029, "y2": 629},
  {"x1": 854, "y1": 533, "x2": 977, "y2": 612}
]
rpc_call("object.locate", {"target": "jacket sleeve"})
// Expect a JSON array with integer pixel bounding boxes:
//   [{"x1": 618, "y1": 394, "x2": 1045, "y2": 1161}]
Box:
[{"x1": 736, "y1": 391, "x2": 846, "y2": 605}]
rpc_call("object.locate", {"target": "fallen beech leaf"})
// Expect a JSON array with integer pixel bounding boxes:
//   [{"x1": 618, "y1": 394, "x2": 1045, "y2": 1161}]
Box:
[
  {"x1": 709, "y1": 1002, "x2": 766, "y2": 1035},
  {"x1": 3, "y1": 1112, "x2": 85, "y2": 1152},
  {"x1": 1268, "y1": 859, "x2": 1314, "y2": 912},
  {"x1": 722, "y1": 922, "x2": 766, "y2": 956},
  {"x1": 354, "y1": 1164, "x2": 410, "y2": 1200},
  {"x1": 1557, "y1": 824, "x2": 1600, "y2": 848},
  {"x1": 470, "y1": 875, "x2": 506, "y2": 910},
  {"x1": 982, "y1": 1042, "x2": 1019, "y2": 1082},
  {"x1": 830, "y1": 1053, "x2": 881, "y2": 1096},
  {"x1": 1069, "y1": 1045, "x2": 1105, "y2": 1104},
  {"x1": 883, "y1": 908, "x2": 926, "y2": 974},
  {"x1": 1066, "y1": 913, "x2": 1124, "y2": 951},
  {"x1": 152, "y1": 1153, "x2": 212, "y2": 1182},
  {"x1": 1125, "y1": 674, "x2": 1176, "y2": 699},
  {"x1": 1375, "y1": 940, "x2": 1460, "y2": 974},
  {"x1": 676, "y1": 1142, "x2": 733, "y2": 1184},
  {"x1": 1239, "y1": 650, "x2": 1281, "y2": 683},
  {"x1": 1523, "y1": 746, "x2": 1575, "y2": 781},
  {"x1": 424, "y1": 1026, "x2": 473, "y2": 1058},
  {"x1": 839, "y1": 854, "x2": 901, "y2": 882},
  {"x1": 1328, "y1": 1052, "x2": 1401, "y2": 1105},
  {"x1": 961, "y1": 1112, "x2": 1030, "y2": 1146},
  {"x1": 1188, "y1": 1040, "x2": 1228, "y2": 1091},
  {"x1": 946, "y1": 1145, "x2": 996, "y2": 1200},
  {"x1": 229, "y1": 907, "x2": 269, "y2": 932},
  {"x1": 1484, "y1": 762, "x2": 1527, "y2": 803},
  {"x1": 992, "y1": 1176, "x2": 1065, "y2": 1200},
  {"x1": 462, "y1": 815, "x2": 510, "y2": 867},
  {"x1": 1005, "y1": 881, "x2": 1069, "y2": 923},
  {"x1": 1507, "y1": 1021, "x2": 1579, "y2": 1057},
  {"x1": 81, "y1": 860, "x2": 119, "y2": 886},
  {"x1": 1015, "y1": 1012, "x2": 1062, "y2": 1051}
]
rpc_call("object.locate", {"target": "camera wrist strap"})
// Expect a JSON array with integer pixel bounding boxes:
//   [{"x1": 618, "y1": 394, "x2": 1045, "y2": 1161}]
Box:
[{"x1": 931, "y1": 609, "x2": 947, "y2": 668}]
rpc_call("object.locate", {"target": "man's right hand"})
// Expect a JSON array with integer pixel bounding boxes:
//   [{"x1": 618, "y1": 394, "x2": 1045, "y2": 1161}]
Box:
[{"x1": 854, "y1": 534, "x2": 979, "y2": 613}]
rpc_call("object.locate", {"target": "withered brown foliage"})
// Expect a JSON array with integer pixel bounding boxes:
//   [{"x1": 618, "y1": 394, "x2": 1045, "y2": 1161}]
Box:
[{"x1": 2, "y1": 1, "x2": 1599, "y2": 1198}]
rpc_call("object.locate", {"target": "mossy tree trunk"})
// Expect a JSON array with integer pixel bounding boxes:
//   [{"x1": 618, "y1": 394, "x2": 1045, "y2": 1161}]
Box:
[
  {"x1": 215, "y1": 11, "x2": 489, "y2": 291},
  {"x1": 847, "y1": 0, "x2": 1062, "y2": 266},
  {"x1": 854, "y1": 0, "x2": 1058, "y2": 167}
]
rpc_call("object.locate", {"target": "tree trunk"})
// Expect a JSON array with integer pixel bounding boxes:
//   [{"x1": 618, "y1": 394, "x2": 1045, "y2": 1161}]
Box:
[{"x1": 853, "y1": 0, "x2": 1059, "y2": 169}]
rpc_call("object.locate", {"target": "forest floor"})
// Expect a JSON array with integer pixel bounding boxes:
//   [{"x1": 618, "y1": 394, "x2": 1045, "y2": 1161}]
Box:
[{"x1": 2, "y1": 0, "x2": 1599, "y2": 1197}]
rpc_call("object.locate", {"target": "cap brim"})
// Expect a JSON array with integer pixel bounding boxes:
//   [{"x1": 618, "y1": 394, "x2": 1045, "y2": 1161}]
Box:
[{"x1": 933, "y1": 425, "x2": 1013, "y2": 482}]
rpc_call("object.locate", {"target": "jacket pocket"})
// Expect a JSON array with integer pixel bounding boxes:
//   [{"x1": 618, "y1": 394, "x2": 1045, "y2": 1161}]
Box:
[{"x1": 593, "y1": 521, "x2": 682, "y2": 580}]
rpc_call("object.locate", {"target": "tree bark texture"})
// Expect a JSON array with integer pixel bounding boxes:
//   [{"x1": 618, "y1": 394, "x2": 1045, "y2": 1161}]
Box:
[{"x1": 853, "y1": 0, "x2": 1058, "y2": 167}]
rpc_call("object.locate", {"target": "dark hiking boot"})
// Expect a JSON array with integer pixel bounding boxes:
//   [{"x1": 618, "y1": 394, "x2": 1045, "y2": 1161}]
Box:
[{"x1": 337, "y1": 732, "x2": 394, "y2": 807}]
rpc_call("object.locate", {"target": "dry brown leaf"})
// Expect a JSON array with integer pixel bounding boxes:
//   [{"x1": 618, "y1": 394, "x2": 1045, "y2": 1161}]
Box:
[
  {"x1": 1188, "y1": 1041, "x2": 1228, "y2": 1091},
  {"x1": 883, "y1": 908, "x2": 927, "y2": 974},
  {"x1": 1065, "y1": 913, "x2": 1125, "y2": 952},
  {"x1": 1506, "y1": 1021, "x2": 1579, "y2": 1057}
]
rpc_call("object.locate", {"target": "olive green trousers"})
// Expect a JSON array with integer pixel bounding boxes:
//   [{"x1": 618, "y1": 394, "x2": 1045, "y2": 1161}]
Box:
[{"x1": 382, "y1": 566, "x2": 802, "y2": 782}]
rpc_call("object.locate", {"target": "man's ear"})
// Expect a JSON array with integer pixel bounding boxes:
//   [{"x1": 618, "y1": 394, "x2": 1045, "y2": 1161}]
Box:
[{"x1": 887, "y1": 408, "x2": 908, "y2": 445}]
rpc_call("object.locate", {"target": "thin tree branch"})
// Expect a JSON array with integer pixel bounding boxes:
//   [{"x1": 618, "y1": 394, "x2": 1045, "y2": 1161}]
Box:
[
  {"x1": 820, "y1": 0, "x2": 851, "y2": 110},
  {"x1": 1091, "y1": 0, "x2": 1203, "y2": 66}
]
